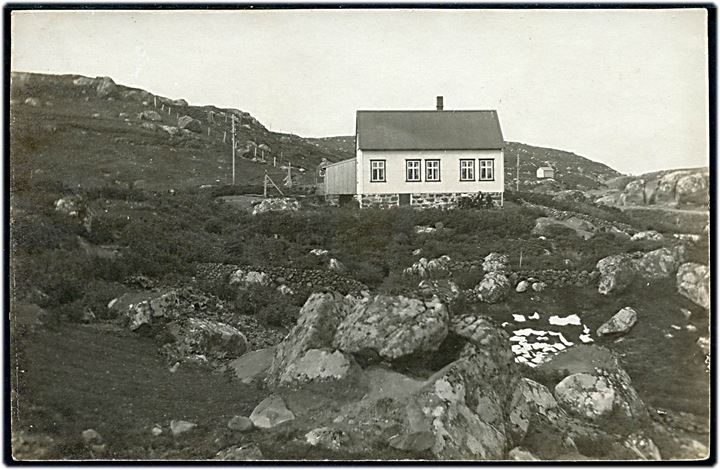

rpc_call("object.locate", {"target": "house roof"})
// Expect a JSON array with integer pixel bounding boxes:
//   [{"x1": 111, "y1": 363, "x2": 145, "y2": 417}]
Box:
[
  {"x1": 356, "y1": 110, "x2": 504, "y2": 151},
  {"x1": 537, "y1": 166, "x2": 555, "y2": 171}
]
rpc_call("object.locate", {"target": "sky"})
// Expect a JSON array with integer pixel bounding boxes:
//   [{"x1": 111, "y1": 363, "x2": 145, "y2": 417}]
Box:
[{"x1": 11, "y1": 8, "x2": 709, "y2": 174}]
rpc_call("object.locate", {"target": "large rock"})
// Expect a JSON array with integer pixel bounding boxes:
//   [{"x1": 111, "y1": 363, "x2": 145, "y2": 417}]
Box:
[
  {"x1": 273, "y1": 348, "x2": 353, "y2": 384},
  {"x1": 266, "y1": 292, "x2": 355, "y2": 386},
  {"x1": 116, "y1": 290, "x2": 183, "y2": 331},
  {"x1": 676, "y1": 263, "x2": 710, "y2": 309},
  {"x1": 177, "y1": 115, "x2": 203, "y2": 133},
  {"x1": 676, "y1": 173, "x2": 708, "y2": 205},
  {"x1": 404, "y1": 255, "x2": 451, "y2": 278},
  {"x1": 96, "y1": 77, "x2": 117, "y2": 98},
  {"x1": 631, "y1": 230, "x2": 664, "y2": 242},
  {"x1": 597, "y1": 307, "x2": 637, "y2": 336},
  {"x1": 249, "y1": 395, "x2": 295, "y2": 428},
  {"x1": 596, "y1": 254, "x2": 637, "y2": 295},
  {"x1": 540, "y1": 345, "x2": 647, "y2": 423},
  {"x1": 507, "y1": 378, "x2": 562, "y2": 444},
  {"x1": 72, "y1": 76, "x2": 96, "y2": 86},
  {"x1": 139, "y1": 110, "x2": 162, "y2": 122},
  {"x1": 622, "y1": 179, "x2": 646, "y2": 205},
  {"x1": 228, "y1": 347, "x2": 275, "y2": 383},
  {"x1": 165, "y1": 317, "x2": 248, "y2": 360},
  {"x1": 229, "y1": 269, "x2": 270, "y2": 287},
  {"x1": 333, "y1": 295, "x2": 448, "y2": 361},
  {"x1": 482, "y1": 252, "x2": 509, "y2": 273},
  {"x1": 418, "y1": 279, "x2": 460, "y2": 303},
  {"x1": 474, "y1": 272, "x2": 511, "y2": 303},
  {"x1": 636, "y1": 248, "x2": 680, "y2": 280},
  {"x1": 252, "y1": 198, "x2": 300, "y2": 216}
]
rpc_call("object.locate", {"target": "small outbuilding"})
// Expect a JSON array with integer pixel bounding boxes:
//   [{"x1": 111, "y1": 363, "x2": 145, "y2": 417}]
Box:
[{"x1": 536, "y1": 166, "x2": 555, "y2": 179}]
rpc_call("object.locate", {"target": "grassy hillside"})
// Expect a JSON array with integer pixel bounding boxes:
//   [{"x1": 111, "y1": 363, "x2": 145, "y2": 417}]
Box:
[{"x1": 10, "y1": 72, "x2": 350, "y2": 191}]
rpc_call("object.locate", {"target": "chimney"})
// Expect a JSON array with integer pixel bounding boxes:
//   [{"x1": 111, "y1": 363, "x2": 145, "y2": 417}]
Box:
[{"x1": 436, "y1": 96, "x2": 444, "y2": 111}]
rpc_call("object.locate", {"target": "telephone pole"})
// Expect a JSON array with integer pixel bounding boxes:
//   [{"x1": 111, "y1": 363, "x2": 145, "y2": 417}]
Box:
[
  {"x1": 515, "y1": 152, "x2": 520, "y2": 192},
  {"x1": 231, "y1": 115, "x2": 236, "y2": 185}
]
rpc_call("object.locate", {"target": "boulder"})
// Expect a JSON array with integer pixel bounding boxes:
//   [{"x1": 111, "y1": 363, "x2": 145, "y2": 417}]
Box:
[
  {"x1": 23, "y1": 97, "x2": 41, "y2": 107},
  {"x1": 266, "y1": 292, "x2": 355, "y2": 386},
  {"x1": 328, "y1": 258, "x2": 347, "y2": 273},
  {"x1": 165, "y1": 317, "x2": 248, "y2": 360},
  {"x1": 333, "y1": 295, "x2": 448, "y2": 361},
  {"x1": 531, "y1": 281, "x2": 546, "y2": 292},
  {"x1": 594, "y1": 194, "x2": 618, "y2": 206},
  {"x1": 117, "y1": 290, "x2": 183, "y2": 331},
  {"x1": 450, "y1": 315, "x2": 510, "y2": 353},
  {"x1": 515, "y1": 280, "x2": 529, "y2": 293},
  {"x1": 596, "y1": 254, "x2": 637, "y2": 295},
  {"x1": 540, "y1": 345, "x2": 647, "y2": 423},
  {"x1": 405, "y1": 255, "x2": 451, "y2": 277},
  {"x1": 249, "y1": 395, "x2": 295, "y2": 429},
  {"x1": 636, "y1": 248, "x2": 680, "y2": 280},
  {"x1": 252, "y1": 198, "x2": 300, "y2": 215},
  {"x1": 228, "y1": 347, "x2": 275, "y2": 383},
  {"x1": 305, "y1": 427, "x2": 349, "y2": 451},
  {"x1": 622, "y1": 433, "x2": 661, "y2": 460},
  {"x1": 507, "y1": 378, "x2": 562, "y2": 444},
  {"x1": 96, "y1": 77, "x2": 117, "y2": 98},
  {"x1": 215, "y1": 443, "x2": 263, "y2": 460},
  {"x1": 418, "y1": 279, "x2": 460, "y2": 303},
  {"x1": 676, "y1": 173, "x2": 708, "y2": 205},
  {"x1": 227, "y1": 416, "x2": 254, "y2": 432},
  {"x1": 676, "y1": 263, "x2": 710, "y2": 309},
  {"x1": 631, "y1": 230, "x2": 664, "y2": 242},
  {"x1": 140, "y1": 122, "x2": 156, "y2": 131},
  {"x1": 171, "y1": 98, "x2": 188, "y2": 107},
  {"x1": 482, "y1": 252, "x2": 509, "y2": 273},
  {"x1": 553, "y1": 190, "x2": 587, "y2": 203},
  {"x1": 474, "y1": 272, "x2": 511, "y2": 303},
  {"x1": 653, "y1": 172, "x2": 686, "y2": 204},
  {"x1": 273, "y1": 348, "x2": 353, "y2": 384},
  {"x1": 597, "y1": 307, "x2": 637, "y2": 336},
  {"x1": 177, "y1": 115, "x2": 203, "y2": 133},
  {"x1": 169, "y1": 420, "x2": 196, "y2": 436},
  {"x1": 139, "y1": 110, "x2": 163, "y2": 122},
  {"x1": 72, "y1": 77, "x2": 96, "y2": 86},
  {"x1": 508, "y1": 447, "x2": 541, "y2": 460},
  {"x1": 81, "y1": 429, "x2": 102, "y2": 445}
]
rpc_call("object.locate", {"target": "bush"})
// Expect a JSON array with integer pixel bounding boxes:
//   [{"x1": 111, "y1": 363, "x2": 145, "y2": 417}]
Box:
[{"x1": 457, "y1": 191, "x2": 495, "y2": 209}]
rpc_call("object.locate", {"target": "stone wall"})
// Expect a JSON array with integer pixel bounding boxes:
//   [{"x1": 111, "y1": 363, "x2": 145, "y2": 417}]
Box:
[{"x1": 359, "y1": 192, "x2": 503, "y2": 209}]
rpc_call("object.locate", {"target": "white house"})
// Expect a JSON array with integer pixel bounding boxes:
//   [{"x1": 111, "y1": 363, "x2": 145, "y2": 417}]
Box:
[
  {"x1": 536, "y1": 166, "x2": 555, "y2": 179},
  {"x1": 323, "y1": 97, "x2": 505, "y2": 208}
]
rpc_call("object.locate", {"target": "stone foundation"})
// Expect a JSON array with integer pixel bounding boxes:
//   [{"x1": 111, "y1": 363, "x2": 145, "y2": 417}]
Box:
[{"x1": 359, "y1": 192, "x2": 503, "y2": 209}]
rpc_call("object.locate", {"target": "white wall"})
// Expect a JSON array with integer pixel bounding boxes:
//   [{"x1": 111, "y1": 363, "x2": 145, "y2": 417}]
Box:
[{"x1": 356, "y1": 149, "x2": 504, "y2": 195}]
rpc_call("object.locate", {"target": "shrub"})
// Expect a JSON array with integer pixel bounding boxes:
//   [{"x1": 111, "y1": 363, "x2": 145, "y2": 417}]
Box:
[{"x1": 457, "y1": 191, "x2": 495, "y2": 209}]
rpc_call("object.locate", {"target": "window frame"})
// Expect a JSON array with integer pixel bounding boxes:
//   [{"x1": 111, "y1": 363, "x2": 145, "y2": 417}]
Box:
[
  {"x1": 369, "y1": 159, "x2": 386, "y2": 183},
  {"x1": 425, "y1": 159, "x2": 441, "y2": 182},
  {"x1": 405, "y1": 159, "x2": 422, "y2": 182},
  {"x1": 459, "y1": 159, "x2": 476, "y2": 181},
  {"x1": 478, "y1": 158, "x2": 495, "y2": 181}
]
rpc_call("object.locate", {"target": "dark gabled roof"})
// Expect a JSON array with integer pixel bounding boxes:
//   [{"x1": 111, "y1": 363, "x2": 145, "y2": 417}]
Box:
[{"x1": 356, "y1": 110, "x2": 504, "y2": 151}]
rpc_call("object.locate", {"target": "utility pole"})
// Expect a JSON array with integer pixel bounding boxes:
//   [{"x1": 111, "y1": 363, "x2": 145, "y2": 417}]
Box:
[
  {"x1": 516, "y1": 152, "x2": 520, "y2": 192},
  {"x1": 231, "y1": 115, "x2": 236, "y2": 185}
]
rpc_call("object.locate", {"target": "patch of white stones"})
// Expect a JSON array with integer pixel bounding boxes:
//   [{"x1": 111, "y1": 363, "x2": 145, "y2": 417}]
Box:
[{"x1": 507, "y1": 312, "x2": 594, "y2": 368}]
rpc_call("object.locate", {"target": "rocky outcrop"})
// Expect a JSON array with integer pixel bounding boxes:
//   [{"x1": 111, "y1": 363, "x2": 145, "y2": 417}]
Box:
[
  {"x1": 139, "y1": 110, "x2": 162, "y2": 122},
  {"x1": 334, "y1": 295, "x2": 448, "y2": 361},
  {"x1": 252, "y1": 198, "x2": 300, "y2": 216},
  {"x1": 266, "y1": 292, "x2": 356, "y2": 386},
  {"x1": 177, "y1": 115, "x2": 203, "y2": 133},
  {"x1": 597, "y1": 254, "x2": 638, "y2": 295},
  {"x1": 631, "y1": 230, "x2": 664, "y2": 242},
  {"x1": 622, "y1": 179, "x2": 647, "y2": 205},
  {"x1": 474, "y1": 272, "x2": 511, "y2": 303},
  {"x1": 163, "y1": 317, "x2": 247, "y2": 362},
  {"x1": 96, "y1": 77, "x2": 117, "y2": 98},
  {"x1": 597, "y1": 307, "x2": 637, "y2": 336},
  {"x1": 229, "y1": 269, "x2": 270, "y2": 287},
  {"x1": 418, "y1": 279, "x2": 460, "y2": 303},
  {"x1": 635, "y1": 248, "x2": 680, "y2": 280},
  {"x1": 250, "y1": 395, "x2": 295, "y2": 428},
  {"x1": 482, "y1": 252, "x2": 509, "y2": 273},
  {"x1": 676, "y1": 173, "x2": 708, "y2": 205},
  {"x1": 676, "y1": 263, "x2": 710, "y2": 309},
  {"x1": 404, "y1": 255, "x2": 452, "y2": 278}
]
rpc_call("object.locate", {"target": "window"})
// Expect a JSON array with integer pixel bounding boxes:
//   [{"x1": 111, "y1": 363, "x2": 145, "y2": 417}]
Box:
[
  {"x1": 370, "y1": 160, "x2": 386, "y2": 182},
  {"x1": 460, "y1": 159, "x2": 475, "y2": 181},
  {"x1": 426, "y1": 159, "x2": 441, "y2": 182},
  {"x1": 406, "y1": 160, "x2": 421, "y2": 182},
  {"x1": 479, "y1": 159, "x2": 494, "y2": 181}
]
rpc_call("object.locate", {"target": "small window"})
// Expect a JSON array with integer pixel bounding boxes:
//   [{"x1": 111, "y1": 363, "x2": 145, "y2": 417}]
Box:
[
  {"x1": 460, "y1": 159, "x2": 475, "y2": 181},
  {"x1": 426, "y1": 159, "x2": 441, "y2": 182},
  {"x1": 406, "y1": 160, "x2": 421, "y2": 182},
  {"x1": 370, "y1": 160, "x2": 386, "y2": 182},
  {"x1": 479, "y1": 159, "x2": 494, "y2": 181}
]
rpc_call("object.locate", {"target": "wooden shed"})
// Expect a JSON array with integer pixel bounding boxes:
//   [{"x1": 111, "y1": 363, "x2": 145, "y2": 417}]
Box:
[{"x1": 322, "y1": 158, "x2": 356, "y2": 195}]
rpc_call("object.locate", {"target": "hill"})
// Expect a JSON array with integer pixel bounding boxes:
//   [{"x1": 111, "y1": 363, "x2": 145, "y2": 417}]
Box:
[{"x1": 10, "y1": 72, "x2": 350, "y2": 192}]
